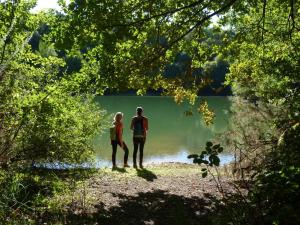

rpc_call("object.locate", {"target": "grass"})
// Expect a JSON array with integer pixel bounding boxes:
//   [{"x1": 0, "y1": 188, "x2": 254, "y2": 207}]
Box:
[{"x1": 98, "y1": 163, "x2": 202, "y2": 178}]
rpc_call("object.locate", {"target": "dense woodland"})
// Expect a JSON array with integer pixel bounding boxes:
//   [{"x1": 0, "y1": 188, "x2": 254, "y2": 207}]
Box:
[{"x1": 0, "y1": 0, "x2": 299, "y2": 224}]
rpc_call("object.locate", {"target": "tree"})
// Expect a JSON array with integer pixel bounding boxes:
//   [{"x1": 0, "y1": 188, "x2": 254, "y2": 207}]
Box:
[
  {"x1": 219, "y1": 1, "x2": 300, "y2": 224},
  {"x1": 0, "y1": 0, "x2": 105, "y2": 167},
  {"x1": 42, "y1": 0, "x2": 298, "y2": 102},
  {"x1": 47, "y1": 1, "x2": 238, "y2": 98}
]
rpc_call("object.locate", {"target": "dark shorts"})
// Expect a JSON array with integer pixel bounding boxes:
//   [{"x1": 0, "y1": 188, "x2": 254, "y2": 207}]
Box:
[
  {"x1": 133, "y1": 137, "x2": 146, "y2": 144},
  {"x1": 111, "y1": 140, "x2": 121, "y2": 145}
]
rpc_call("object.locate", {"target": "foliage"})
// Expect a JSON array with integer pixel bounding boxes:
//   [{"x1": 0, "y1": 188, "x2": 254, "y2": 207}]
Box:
[
  {"x1": 0, "y1": 2, "x2": 107, "y2": 222},
  {"x1": 219, "y1": 1, "x2": 300, "y2": 223},
  {"x1": 185, "y1": 0, "x2": 300, "y2": 224},
  {"x1": 0, "y1": 167, "x2": 97, "y2": 224},
  {"x1": 0, "y1": 170, "x2": 63, "y2": 223},
  {"x1": 188, "y1": 141, "x2": 223, "y2": 178},
  {"x1": 46, "y1": 0, "x2": 240, "y2": 122},
  {"x1": 249, "y1": 123, "x2": 300, "y2": 225},
  {"x1": 197, "y1": 101, "x2": 216, "y2": 126},
  {"x1": 0, "y1": 1, "x2": 106, "y2": 167}
]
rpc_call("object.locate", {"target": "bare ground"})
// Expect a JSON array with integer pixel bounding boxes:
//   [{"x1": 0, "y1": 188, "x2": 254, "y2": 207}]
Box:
[{"x1": 42, "y1": 163, "x2": 236, "y2": 225}]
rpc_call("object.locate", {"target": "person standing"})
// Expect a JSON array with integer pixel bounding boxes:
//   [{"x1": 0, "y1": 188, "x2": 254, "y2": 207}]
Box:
[
  {"x1": 110, "y1": 112, "x2": 130, "y2": 169},
  {"x1": 130, "y1": 107, "x2": 148, "y2": 169}
]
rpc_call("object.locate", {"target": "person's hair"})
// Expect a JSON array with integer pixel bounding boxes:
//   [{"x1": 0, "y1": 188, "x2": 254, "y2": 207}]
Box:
[
  {"x1": 136, "y1": 107, "x2": 143, "y2": 116},
  {"x1": 114, "y1": 112, "x2": 123, "y2": 122}
]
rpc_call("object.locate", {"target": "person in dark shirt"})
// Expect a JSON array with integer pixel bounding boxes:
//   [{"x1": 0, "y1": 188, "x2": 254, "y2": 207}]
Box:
[{"x1": 130, "y1": 107, "x2": 148, "y2": 169}]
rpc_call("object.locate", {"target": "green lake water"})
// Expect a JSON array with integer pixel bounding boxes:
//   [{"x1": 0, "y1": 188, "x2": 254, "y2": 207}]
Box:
[{"x1": 93, "y1": 96, "x2": 233, "y2": 167}]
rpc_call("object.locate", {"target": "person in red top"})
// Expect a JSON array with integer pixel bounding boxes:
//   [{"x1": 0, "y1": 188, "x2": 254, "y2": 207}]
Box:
[
  {"x1": 130, "y1": 107, "x2": 148, "y2": 169},
  {"x1": 111, "y1": 112, "x2": 130, "y2": 169}
]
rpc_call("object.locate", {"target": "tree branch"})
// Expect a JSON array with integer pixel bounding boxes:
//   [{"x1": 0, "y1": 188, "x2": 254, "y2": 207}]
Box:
[
  {"x1": 143, "y1": 0, "x2": 238, "y2": 64},
  {"x1": 288, "y1": 0, "x2": 296, "y2": 38},
  {"x1": 0, "y1": 1, "x2": 17, "y2": 65},
  {"x1": 107, "y1": 0, "x2": 207, "y2": 28},
  {"x1": 168, "y1": 0, "x2": 238, "y2": 47},
  {"x1": 120, "y1": 0, "x2": 238, "y2": 82},
  {"x1": 261, "y1": 0, "x2": 267, "y2": 42}
]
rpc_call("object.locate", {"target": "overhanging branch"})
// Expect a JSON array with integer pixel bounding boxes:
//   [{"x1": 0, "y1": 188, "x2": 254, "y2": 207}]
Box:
[
  {"x1": 107, "y1": 0, "x2": 207, "y2": 28},
  {"x1": 168, "y1": 0, "x2": 238, "y2": 47}
]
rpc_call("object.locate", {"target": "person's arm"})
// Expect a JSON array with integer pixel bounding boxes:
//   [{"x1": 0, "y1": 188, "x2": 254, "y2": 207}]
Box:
[
  {"x1": 144, "y1": 118, "x2": 148, "y2": 133},
  {"x1": 117, "y1": 123, "x2": 123, "y2": 145},
  {"x1": 130, "y1": 118, "x2": 134, "y2": 130},
  {"x1": 143, "y1": 117, "x2": 148, "y2": 137}
]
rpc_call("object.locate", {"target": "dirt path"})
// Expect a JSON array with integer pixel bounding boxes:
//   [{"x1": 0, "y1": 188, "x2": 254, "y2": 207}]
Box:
[{"x1": 45, "y1": 163, "x2": 234, "y2": 225}]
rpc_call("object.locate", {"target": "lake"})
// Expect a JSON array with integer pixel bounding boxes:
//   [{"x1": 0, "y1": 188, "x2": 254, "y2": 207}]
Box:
[{"x1": 93, "y1": 96, "x2": 233, "y2": 167}]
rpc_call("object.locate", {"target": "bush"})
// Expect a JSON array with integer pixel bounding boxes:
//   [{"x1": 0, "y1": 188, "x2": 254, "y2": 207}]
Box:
[{"x1": 15, "y1": 93, "x2": 105, "y2": 164}]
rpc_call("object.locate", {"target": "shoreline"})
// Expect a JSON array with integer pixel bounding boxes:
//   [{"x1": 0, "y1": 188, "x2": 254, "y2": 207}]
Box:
[{"x1": 32, "y1": 161, "x2": 228, "y2": 171}]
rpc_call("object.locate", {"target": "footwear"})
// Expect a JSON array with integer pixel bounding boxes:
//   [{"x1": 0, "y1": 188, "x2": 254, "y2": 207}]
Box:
[
  {"x1": 133, "y1": 164, "x2": 137, "y2": 169},
  {"x1": 124, "y1": 163, "x2": 130, "y2": 168},
  {"x1": 139, "y1": 164, "x2": 144, "y2": 169},
  {"x1": 112, "y1": 165, "x2": 117, "y2": 170}
]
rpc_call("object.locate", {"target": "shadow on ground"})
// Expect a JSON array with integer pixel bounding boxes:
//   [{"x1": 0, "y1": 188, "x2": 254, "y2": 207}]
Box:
[
  {"x1": 41, "y1": 190, "x2": 224, "y2": 225},
  {"x1": 112, "y1": 167, "x2": 127, "y2": 173},
  {"x1": 136, "y1": 168, "x2": 158, "y2": 181}
]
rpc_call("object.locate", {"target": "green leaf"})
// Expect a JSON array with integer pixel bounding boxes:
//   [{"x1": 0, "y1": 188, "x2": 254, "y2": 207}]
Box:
[
  {"x1": 206, "y1": 141, "x2": 213, "y2": 147},
  {"x1": 188, "y1": 154, "x2": 198, "y2": 159}
]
